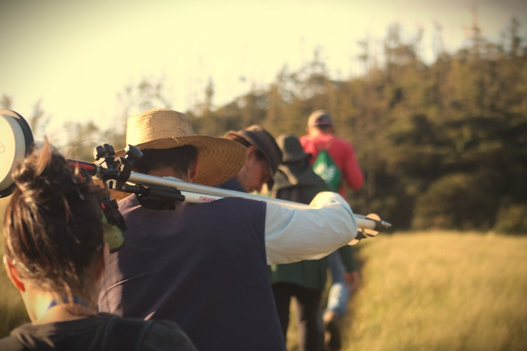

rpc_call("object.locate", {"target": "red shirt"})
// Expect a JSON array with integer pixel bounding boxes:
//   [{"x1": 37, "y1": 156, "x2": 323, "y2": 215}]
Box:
[{"x1": 300, "y1": 133, "x2": 364, "y2": 195}]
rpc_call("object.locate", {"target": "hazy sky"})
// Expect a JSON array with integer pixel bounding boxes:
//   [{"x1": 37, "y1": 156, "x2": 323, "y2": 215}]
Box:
[{"x1": 1, "y1": 0, "x2": 525, "y2": 140}]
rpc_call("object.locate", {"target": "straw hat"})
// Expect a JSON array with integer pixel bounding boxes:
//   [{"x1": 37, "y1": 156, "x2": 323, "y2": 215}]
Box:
[{"x1": 117, "y1": 109, "x2": 247, "y2": 186}]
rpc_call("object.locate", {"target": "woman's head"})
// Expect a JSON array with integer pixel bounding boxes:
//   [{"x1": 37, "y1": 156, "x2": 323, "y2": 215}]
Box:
[{"x1": 3, "y1": 141, "x2": 104, "y2": 304}]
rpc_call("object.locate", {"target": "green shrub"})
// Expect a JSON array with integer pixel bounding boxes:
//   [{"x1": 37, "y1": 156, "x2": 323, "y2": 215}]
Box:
[
  {"x1": 493, "y1": 203, "x2": 527, "y2": 234},
  {"x1": 412, "y1": 173, "x2": 495, "y2": 230}
]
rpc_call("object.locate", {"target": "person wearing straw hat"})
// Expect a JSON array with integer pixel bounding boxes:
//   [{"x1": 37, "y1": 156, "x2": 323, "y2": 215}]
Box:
[
  {"x1": 219, "y1": 125, "x2": 282, "y2": 194},
  {"x1": 98, "y1": 109, "x2": 359, "y2": 351}
]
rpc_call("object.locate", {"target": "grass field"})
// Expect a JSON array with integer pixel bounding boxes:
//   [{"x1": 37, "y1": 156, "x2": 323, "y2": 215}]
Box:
[
  {"x1": 1, "y1": 194, "x2": 526, "y2": 350},
  {"x1": 286, "y1": 231, "x2": 527, "y2": 351}
]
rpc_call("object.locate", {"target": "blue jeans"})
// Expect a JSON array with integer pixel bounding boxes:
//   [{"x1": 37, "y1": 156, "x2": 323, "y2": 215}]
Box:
[{"x1": 325, "y1": 251, "x2": 350, "y2": 316}]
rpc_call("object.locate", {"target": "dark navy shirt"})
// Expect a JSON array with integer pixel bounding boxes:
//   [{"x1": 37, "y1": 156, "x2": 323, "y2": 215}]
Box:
[
  {"x1": 98, "y1": 195, "x2": 286, "y2": 351},
  {"x1": 217, "y1": 178, "x2": 246, "y2": 193}
]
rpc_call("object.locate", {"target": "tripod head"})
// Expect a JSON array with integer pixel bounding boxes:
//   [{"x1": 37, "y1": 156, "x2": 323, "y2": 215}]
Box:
[{"x1": 0, "y1": 110, "x2": 128, "y2": 252}]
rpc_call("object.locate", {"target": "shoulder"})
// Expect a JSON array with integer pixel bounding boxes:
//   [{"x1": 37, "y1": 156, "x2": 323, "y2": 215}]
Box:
[
  {"x1": 215, "y1": 196, "x2": 266, "y2": 215},
  {"x1": 299, "y1": 134, "x2": 313, "y2": 145},
  {"x1": 332, "y1": 136, "x2": 352, "y2": 147},
  {"x1": 217, "y1": 178, "x2": 246, "y2": 192},
  {"x1": 142, "y1": 320, "x2": 197, "y2": 351},
  {"x1": 0, "y1": 336, "x2": 25, "y2": 351},
  {"x1": 117, "y1": 194, "x2": 141, "y2": 214},
  {"x1": 331, "y1": 137, "x2": 355, "y2": 152},
  {"x1": 99, "y1": 314, "x2": 197, "y2": 351}
]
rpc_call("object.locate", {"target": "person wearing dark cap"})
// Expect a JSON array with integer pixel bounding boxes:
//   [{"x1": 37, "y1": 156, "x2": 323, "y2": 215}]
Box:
[
  {"x1": 300, "y1": 110, "x2": 363, "y2": 351},
  {"x1": 219, "y1": 125, "x2": 283, "y2": 194},
  {"x1": 98, "y1": 110, "x2": 360, "y2": 351},
  {"x1": 269, "y1": 134, "x2": 330, "y2": 351}
]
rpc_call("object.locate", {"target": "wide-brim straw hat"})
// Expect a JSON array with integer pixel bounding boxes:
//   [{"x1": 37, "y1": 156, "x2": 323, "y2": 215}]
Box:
[{"x1": 116, "y1": 109, "x2": 247, "y2": 186}]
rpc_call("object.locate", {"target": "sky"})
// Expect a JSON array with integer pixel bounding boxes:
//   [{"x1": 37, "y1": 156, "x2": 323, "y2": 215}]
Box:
[{"x1": 1, "y1": 0, "x2": 526, "y2": 142}]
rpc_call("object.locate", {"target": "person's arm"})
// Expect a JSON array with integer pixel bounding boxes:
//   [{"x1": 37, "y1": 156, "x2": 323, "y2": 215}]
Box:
[{"x1": 264, "y1": 191, "x2": 357, "y2": 265}]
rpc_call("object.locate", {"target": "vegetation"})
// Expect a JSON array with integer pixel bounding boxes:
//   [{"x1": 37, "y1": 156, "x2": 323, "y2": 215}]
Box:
[
  {"x1": 3, "y1": 18, "x2": 526, "y2": 232},
  {"x1": 0, "y1": 198, "x2": 30, "y2": 336},
  {"x1": 285, "y1": 232, "x2": 527, "y2": 351},
  {"x1": 186, "y1": 18, "x2": 527, "y2": 233}
]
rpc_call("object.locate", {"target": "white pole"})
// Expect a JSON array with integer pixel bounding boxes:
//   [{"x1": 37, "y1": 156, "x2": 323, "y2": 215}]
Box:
[{"x1": 120, "y1": 172, "x2": 390, "y2": 232}]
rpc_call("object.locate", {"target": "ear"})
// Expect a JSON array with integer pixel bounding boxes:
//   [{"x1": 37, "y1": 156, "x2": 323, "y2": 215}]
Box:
[
  {"x1": 246, "y1": 146, "x2": 259, "y2": 163},
  {"x1": 188, "y1": 153, "x2": 200, "y2": 181},
  {"x1": 3, "y1": 255, "x2": 26, "y2": 292}
]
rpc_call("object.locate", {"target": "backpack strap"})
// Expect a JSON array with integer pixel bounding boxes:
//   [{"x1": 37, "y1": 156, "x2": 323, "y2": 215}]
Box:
[{"x1": 99, "y1": 318, "x2": 155, "y2": 351}]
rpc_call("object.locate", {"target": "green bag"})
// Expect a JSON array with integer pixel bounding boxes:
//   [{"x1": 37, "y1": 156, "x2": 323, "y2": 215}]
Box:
[{"x1": 313, "y1": 149, "x2": 342, "y2": 192}]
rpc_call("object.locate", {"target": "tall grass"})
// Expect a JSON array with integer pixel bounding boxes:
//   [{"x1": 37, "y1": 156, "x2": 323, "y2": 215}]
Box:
[
  {"x1": 292, "y1": 231, "x2": 527, "y2": 351},
  {"x1": 0, "y1": 196, "x2": 30, "y2": 337}
]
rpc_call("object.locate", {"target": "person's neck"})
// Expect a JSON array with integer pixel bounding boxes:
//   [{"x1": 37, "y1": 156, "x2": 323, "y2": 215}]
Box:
[
  {"x1": 24, "y1": 289, "x2": 97, "y2": 325},
  {"x1": 309, "y1": 129, "x2": 333, "y2": 138},
  {"x1": 148, "y1": 167, "x2": 190, "y2": 181},
  {"x1": 311, "y1": 132, "x2": 333, "y2": 140},
  {"x1": 36, "y1": 301, "x2": 98, "y2": 324}
]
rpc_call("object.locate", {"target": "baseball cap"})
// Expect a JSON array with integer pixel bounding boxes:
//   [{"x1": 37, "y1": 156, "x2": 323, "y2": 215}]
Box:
[{"x1": 307, "y1": 110, "x2": 333, "y2": 127}]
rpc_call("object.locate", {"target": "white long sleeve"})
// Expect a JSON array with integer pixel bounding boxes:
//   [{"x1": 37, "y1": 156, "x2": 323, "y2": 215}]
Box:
[{"x1": 264, "y1": 191, "x2": 357, "y2": 265}]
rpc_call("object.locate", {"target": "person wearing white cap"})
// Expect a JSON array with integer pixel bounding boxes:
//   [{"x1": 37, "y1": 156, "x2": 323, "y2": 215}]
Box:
[{"x1": 98, "y1": 109, "x2": 359, "y2": 351}]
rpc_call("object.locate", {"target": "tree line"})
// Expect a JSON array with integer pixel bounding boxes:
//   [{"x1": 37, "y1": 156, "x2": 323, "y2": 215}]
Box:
[
  {"x1": 3, "y1": 18, "x2": 526, "y2": 233},
  {"x1": 187, "y1": 18, "x2": 527, "y2": 233}
]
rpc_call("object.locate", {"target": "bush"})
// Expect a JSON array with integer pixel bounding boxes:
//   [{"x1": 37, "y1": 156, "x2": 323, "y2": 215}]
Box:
[
  {"x1": 493, "y1": 203, "x2": 527, "y2": 234},
  {"x1": 412, "y1": 173, "x2": 495, "y2": 230}
]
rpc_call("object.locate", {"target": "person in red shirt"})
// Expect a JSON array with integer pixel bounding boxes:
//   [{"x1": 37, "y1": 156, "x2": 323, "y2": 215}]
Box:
[
  {"x1": 300, "y1": 110, "x2": 364, "y2": 351},
  {"x1": 300, "y1": 110, "x2": 363, "y2": 194}
]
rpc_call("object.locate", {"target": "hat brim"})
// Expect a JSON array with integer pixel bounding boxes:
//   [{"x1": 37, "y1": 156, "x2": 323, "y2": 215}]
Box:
[{"x1": 115, "y1": 135, "x2": 247, "y2": 187}]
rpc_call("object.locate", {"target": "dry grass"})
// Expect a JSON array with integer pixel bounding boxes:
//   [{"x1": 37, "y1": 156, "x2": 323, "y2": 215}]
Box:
[{"x1": 331, "y1": 231, "x2": 527, "y2": 351}]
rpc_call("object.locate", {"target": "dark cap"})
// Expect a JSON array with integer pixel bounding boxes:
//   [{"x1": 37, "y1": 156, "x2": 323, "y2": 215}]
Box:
[
  {"x1": 307, "y1": 110, "x2": 333, "y2": 127},
  {"x1": 276, "y1": 134, "x2": 310, "y2": 163},
  {"x1": 224, "y1": 125, "x2": 283, "y2": 186}
]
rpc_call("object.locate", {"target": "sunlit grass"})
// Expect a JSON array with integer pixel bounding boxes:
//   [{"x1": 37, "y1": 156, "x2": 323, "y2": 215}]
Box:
[
  {"x1": 338, "y1": 231, "x2": 527, "y2": 351},
  {"x1": 284, "y1": 232, "x2": 527, "y2": 350}
]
